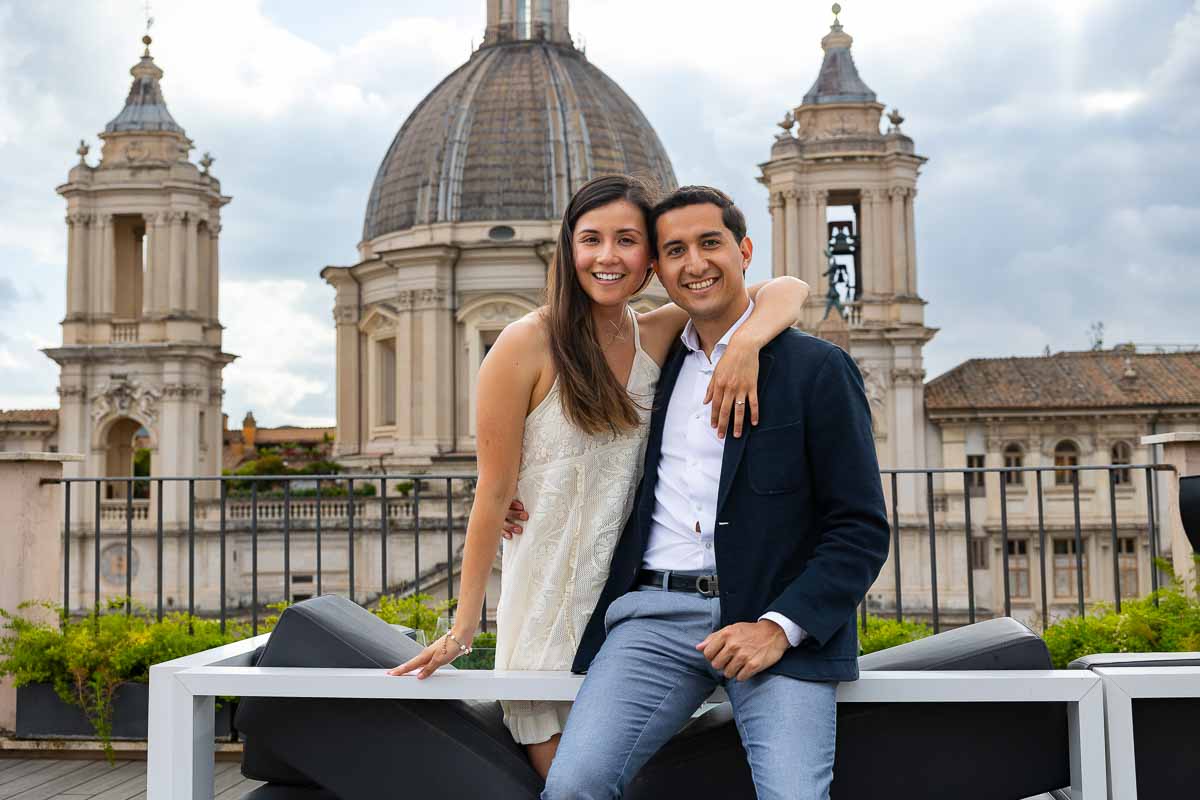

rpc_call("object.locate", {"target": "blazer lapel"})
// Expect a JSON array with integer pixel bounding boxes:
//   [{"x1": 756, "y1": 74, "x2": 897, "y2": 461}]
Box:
[
  {"x1": 636, "y1": 344, "x2": 688, "y2": 530},
  {"x1": 716, "y1": 350, "x2": 775, "y2": 514}
]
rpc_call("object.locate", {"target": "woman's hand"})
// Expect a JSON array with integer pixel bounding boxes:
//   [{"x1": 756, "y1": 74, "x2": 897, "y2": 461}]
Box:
[
  {"x1": 388, "y1": 631, "x2": 475, "y2": 679},
  {"x1": 501, "y1": 499, "x2": 527, "y2": 540},
  {"x1": 706, "y1": 331, "x2": 764, "y2": 439}
]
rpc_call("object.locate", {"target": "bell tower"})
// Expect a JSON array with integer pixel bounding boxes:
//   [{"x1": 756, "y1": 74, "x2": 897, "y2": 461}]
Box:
[
  {"x1": 45, "y1": 35, "x2": 234, "y2": 522},
  {"x1": 758, "y1": 5, "x2": 936, "y2": 497}
]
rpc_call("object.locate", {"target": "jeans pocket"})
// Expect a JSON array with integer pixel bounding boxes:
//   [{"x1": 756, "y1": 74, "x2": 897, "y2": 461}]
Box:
[{"x1": 603, "y1": 591, "x2": 639, "y2": 633}]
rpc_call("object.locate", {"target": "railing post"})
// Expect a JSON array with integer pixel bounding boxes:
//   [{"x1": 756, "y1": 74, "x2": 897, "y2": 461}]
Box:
[
  {"x1": 0, "y1": 452, "x2": 84, "y2": 732},
  {"x1": 1141, "y1": 432, "x2": 1200, "y2": 588}
]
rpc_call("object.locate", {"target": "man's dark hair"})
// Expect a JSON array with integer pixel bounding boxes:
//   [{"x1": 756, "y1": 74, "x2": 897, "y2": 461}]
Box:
[{"x1": 650, "y1": 185, "x2": 747, "y2": 247}]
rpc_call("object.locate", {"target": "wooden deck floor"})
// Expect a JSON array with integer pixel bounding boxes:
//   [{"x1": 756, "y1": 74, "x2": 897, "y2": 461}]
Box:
[{"x1": 0, "y1": 757, "x2": 262, "y2": 800}]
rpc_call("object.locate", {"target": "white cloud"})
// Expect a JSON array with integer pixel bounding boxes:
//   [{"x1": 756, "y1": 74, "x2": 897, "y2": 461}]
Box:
[
  {"x1": 2, "y1": 0, "x2": 1199, "y2": 422},
  {"x1": 220, "y1": 278, "x2": 336, "y2": 426},
  {"x1": 1080, "y1": 89, "x2": 1145, "y2": 115}
]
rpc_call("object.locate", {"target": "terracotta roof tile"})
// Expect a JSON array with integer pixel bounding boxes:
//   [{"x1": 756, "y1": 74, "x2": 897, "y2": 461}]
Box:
[
  {"x1": 0, "y1": 408, "x2": 58, "y2": 424},
  {"x1": 925, "y1": 351, "x2": 1200, "y2": 411},
  {"x1": 254, "y1": 427, "x2": 335, "y2": 444}
]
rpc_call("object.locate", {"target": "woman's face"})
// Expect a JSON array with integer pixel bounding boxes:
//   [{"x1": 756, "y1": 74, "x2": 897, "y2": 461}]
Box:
[{"x1": 571, "y1": 199, "x2": 653, "y2": 309}]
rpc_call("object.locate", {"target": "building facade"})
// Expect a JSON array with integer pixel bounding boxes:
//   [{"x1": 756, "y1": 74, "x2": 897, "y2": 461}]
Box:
[
  {"x1": 910, "y1": 349, "x2": 1200, "y2": 625},
  {"x1": 3, "y1": 4, "x2": 1198, "y2": 621},
  {"x1": 41, "y1": 35, "x2": 233, "y2": 530}
]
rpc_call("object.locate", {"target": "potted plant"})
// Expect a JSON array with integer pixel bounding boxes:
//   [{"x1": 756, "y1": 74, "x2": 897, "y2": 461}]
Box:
[{"x1": 0, "y1": 600, "x2": 251, "y2": 759}]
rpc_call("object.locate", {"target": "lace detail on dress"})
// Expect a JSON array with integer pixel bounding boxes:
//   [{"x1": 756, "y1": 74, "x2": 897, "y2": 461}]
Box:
[{"x1": 496, "y1": 311, "x2": 660, "y2": 743}]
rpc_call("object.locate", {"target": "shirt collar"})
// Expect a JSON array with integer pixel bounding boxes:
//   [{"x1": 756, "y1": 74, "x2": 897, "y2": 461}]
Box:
[{"x1": 680, "y1": 299, "x2": 755, "y2": 357}]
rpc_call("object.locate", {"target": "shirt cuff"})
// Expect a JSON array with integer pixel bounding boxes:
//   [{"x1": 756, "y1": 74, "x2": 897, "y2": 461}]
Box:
[{"x1": 759, "y1": 612, "x2": 805, "y2": 647}]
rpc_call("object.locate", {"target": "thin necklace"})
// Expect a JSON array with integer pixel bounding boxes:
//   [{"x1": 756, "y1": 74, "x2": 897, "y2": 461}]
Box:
[{"x1": 601, "y1": 308, "x2": 628, "y2": 348}]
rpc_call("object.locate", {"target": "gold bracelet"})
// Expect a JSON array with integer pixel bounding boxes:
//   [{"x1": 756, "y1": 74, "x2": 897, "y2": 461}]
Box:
[{"x1": 444, "y1": 632, "x2": 473, "y2": 656}]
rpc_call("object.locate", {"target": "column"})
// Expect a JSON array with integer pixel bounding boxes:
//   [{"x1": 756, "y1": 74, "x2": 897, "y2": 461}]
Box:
[
  {"x1": 813, "y1": 190, "x2": 828, "y2": 266},
  {"x1": 66, "y1": 213, "x2": 90, "y2": 317},
  {"x1": 185, "y1": 215, "x2": 199, "y2": 314},
  {"x1": 142, "y1": 214, "x2": 157, "y2": 316},
  {"x1": 906, "y1": 188, "x2": 919, "y2": 296},
  {"x1": 100, "y1": 215, "x2": 115, "y2": 316},
  {"x1": 890, "y1": 187, "x2": 909, "y2": 296},
  {"x1": 0, "y1": 453, "x2": 84, "y2": 731},
  {"x1": 154, "y1": 212, "x2": 171, "y2": 313},
  {"x1": 768, "y1": 193, "x2": 785, "y2": 279},
  {"x1": 208, "y1": 225, "x2": 221, "y2": 323},
  {"x1": 803, "y1": 190, "x2": 828, "y2": 301},
  {"x1": 64, "y1": 214, "x2": 78, "y2": 317},
  {"x1": 785, "y1": 190, "x2": 801, "y2": 282},
  {"x1": 88, "y1": 213, "x2": 103, "y2": 315},
  {"x1": 169, "y1": 212, "x2": 186, "y2": 314},
  {"x1": 859, "y1": 190, "x2": 879, "y2": 298}
]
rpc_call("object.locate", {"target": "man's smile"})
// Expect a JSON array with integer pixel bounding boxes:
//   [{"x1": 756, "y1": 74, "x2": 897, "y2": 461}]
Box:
[{"x1": 683, "y1": 276, "x2": 719, "y2": 292}]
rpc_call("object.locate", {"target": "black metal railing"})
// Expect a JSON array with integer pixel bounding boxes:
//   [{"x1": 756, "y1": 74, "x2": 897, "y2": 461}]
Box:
[
  {"x1": 45, "y1": 463, "x2": 1173, "y2": 638},
  {"x1": 48, "y1": 474, "x2": 473, "y2": 636},
  {"x1": 879, "y1": 463, "x2": 1172, "y2": 634}
]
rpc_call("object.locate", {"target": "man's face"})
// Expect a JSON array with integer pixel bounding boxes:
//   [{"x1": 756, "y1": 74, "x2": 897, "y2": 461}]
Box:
[{"x1": 654, "y1": 203, "x2": 753, "y2": 322}]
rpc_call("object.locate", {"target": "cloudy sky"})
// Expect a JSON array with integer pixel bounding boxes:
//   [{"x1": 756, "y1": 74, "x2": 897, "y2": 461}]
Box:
[{"x1": 1, "y1": 0, "x2": 1197, "y2": 427}]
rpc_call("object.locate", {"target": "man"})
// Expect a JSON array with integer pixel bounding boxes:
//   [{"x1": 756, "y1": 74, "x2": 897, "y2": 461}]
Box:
[{"x1": 541, "y1": 186, "x2": 891, "y2": 800}]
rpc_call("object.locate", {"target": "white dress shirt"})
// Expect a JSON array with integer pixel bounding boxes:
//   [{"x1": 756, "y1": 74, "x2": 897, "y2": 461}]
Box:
[{"x1": 642, "y1": 300, "x2": 805, "y2": 647}]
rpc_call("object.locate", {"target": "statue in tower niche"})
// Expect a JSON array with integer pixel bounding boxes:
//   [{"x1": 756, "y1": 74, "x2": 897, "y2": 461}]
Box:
[{"x1": 822, "y1": 242, "x2": 849, "y2": 321}]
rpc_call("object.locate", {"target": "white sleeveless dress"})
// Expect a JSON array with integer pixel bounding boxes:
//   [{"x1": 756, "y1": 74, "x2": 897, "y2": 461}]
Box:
[{"x1": 496, "y1": 311, "x2": 660, "y2": 745}]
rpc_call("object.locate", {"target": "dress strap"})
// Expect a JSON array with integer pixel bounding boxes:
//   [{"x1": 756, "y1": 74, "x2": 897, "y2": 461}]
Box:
[{"x1": 628, "y1": 306, "x2": 645, "y2": 356}]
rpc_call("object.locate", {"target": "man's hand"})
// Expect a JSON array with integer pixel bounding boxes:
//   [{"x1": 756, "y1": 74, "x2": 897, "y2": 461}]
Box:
[
  {"x1": 502, "y1": 499, "x2": 527, "y2": 540},
  {"x1": 697, "y1": 620, "x2": 790, "y2": 681}
]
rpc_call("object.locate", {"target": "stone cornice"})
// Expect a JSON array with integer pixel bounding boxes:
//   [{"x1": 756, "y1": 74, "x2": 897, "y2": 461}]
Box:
[
  {"x1": 378, "y1": 245, "x2": 462, "y2": 270},
  {"x1": 42, "y1": 343, "x2": 237, "y2": 366},
  {"x1": 926, "y1": 407, "x2": 1200, "y2": 424}
]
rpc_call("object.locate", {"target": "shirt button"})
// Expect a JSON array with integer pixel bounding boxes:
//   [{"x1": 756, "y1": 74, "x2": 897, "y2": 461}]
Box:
[{"x1": 704, "y1": 543, "x2": 713, "y2": 550}]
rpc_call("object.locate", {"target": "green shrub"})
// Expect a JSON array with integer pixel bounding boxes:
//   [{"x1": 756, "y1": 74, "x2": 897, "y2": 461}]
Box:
[
  {"x1": 299, "y1": 460, "x2": 342, "y2": 475},
  {"x1": 374, "y1": 593, "x2": 455, "y2": 640},
  {"x1": 458, "y1": 632, "x2": 497, "y2": 670},
  {"x1": 1043, "y1": 566, "x2": 1200, "y2": 668},
  {"x1": 858, "y1": 617, "x2": 932, "y2": 654},
  {"x1": 0, "y1": 600, "x2": 252, "y2": 760}
]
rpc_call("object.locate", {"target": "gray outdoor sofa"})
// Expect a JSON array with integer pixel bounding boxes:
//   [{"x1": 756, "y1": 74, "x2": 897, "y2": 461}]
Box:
[{"x1": 233, "y1": 595, "x2": 1073, "y2": 800}]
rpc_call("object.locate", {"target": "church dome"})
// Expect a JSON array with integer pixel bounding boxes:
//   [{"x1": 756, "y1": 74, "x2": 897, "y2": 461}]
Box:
[{"x1": 362, "y1": 39, "x2": 676, "y2": 241}]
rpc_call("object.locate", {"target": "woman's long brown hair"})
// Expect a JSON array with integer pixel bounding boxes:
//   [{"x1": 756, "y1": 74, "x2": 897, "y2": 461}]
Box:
[{"x1": 545, "y1": 175, "x2": 658, "y2": 436}]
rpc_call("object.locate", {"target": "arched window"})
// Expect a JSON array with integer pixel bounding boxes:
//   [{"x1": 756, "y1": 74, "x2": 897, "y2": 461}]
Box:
[
  {"x1": 1111, "y1": 441, "x2": 1132, "y2": 485},
  {"x1": 1003, "y1": 443, "x2": 1024, "y2": 486},
  {"x1": 1054, "y1": 440, "x2": 1080, "y2": 486}
]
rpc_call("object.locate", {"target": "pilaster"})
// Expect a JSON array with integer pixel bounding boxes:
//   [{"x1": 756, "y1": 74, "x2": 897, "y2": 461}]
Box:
[
  {"x1": 142, "y1": 213, "x2": 159, "y2": 317},
  {"x1": 784, "y1": 190, "x2": 801, "y2": 283},
  {"x1": 185, "y1": 214, "x2": 199, "y2": 314},
  {"x1": 168, "y1": 211, "x2": 186, "y2": 314},
  {"x1": 889, "y1": 186, "x2": 908, "y2": 296},
  {"x1": 905, "y1": 188, "x2": 919, "y2": 296},
  {"x1": 769, "y1": 192, "x2": 786, "y2": 278},
  {"x1": 100, "y1": 214, "x2": 115, "y2": 317}
]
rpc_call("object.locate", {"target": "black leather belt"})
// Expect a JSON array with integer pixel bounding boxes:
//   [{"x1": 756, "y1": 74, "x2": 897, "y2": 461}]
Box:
[{"x1": 637, "y1": 569, "x2": 720, "y2": 598}]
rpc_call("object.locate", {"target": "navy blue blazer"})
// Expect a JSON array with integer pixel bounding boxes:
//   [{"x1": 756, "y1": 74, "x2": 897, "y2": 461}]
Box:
[{"x1": 572, "y1": 328, "x2": 891, "y2": 682}]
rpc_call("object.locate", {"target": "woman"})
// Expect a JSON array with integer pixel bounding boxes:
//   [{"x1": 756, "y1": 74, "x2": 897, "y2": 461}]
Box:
[{"x1": 390, "y1": 175, "x2": 808, "y2": 777}]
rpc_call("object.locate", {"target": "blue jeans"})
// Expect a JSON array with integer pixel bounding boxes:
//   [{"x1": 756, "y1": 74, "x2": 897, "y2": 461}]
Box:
[{"x1": 543, "y1": 587, "x2": 837, "y2": 800}]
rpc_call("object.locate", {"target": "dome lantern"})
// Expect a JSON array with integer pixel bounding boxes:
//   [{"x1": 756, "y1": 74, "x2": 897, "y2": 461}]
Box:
[{"x1": 484, "y1": 0, "x2": 571, "y2": 47}]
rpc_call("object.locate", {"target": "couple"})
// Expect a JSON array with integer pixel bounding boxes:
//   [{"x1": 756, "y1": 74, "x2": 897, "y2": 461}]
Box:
[{"x1": 391, "y1": 175, "x2": 891, "y2": 799}]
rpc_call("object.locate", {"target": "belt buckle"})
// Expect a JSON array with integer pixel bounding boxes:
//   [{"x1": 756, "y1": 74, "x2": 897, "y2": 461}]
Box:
[{"x1": 695, "y1": 575, "x2": 718, "y2": 597}]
